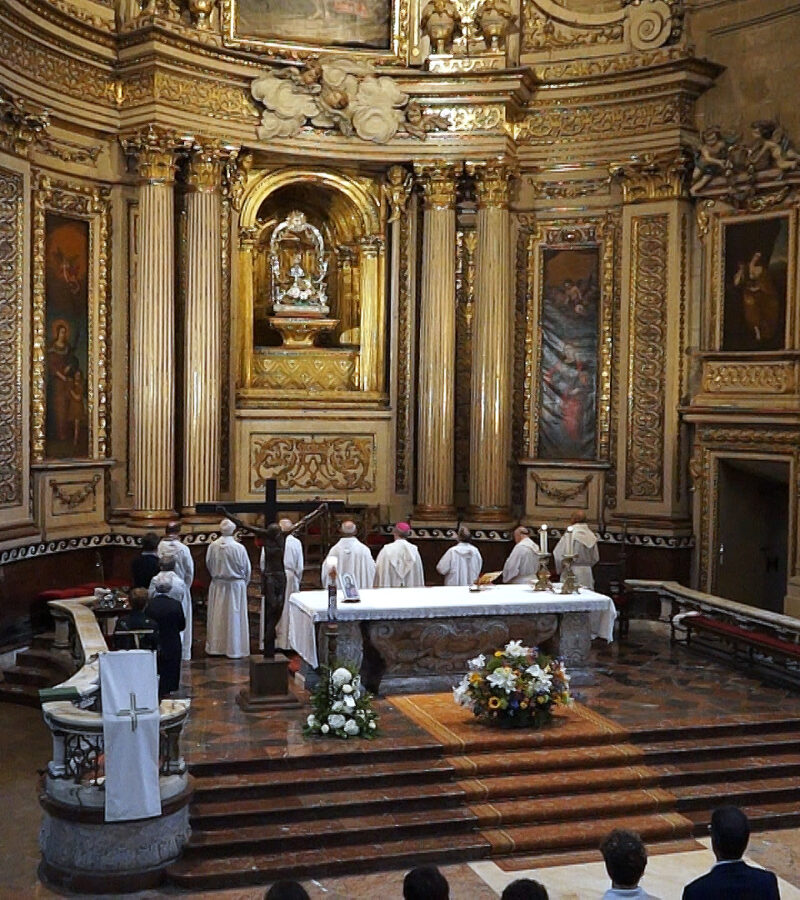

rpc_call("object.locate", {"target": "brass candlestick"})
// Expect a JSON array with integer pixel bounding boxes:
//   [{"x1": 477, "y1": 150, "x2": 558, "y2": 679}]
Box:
[
  {"x1": 559, "y1": 553, "x2": 579, "y2": 595},
  {"x1": 532, "y1": 553, "x2": 553, "y2": 592}
]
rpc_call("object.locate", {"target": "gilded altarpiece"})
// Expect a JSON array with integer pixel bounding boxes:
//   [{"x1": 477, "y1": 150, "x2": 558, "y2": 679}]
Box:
[
  {"x1": 516, "y1": 216, "x2": 616, "y2": 525},
  {"x1": 0, "y1": 155, "x2": 31, "y2": 532},
  {"x1": 31, "y1": 175, "x2": 111, "y2": 537}
]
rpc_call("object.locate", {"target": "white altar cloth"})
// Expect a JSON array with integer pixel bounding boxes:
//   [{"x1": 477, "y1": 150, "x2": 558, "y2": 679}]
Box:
[{"x1": 288, "y1": 584, "x2": 616, "y2": 669}]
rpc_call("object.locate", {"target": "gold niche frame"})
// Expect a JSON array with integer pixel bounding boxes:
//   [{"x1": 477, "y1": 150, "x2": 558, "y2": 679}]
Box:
[
  {"x1": 236, "y1": 166, "x2": 387, "y2": 404},
  {"x1": 31, "y1": 174, "x2": 111, "y2": 464},
  {"x1": 221, "y1": 0, "x2": 419, "y2": 65}
]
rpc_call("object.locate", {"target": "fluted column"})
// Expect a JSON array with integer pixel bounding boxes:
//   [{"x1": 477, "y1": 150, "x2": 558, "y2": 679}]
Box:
[
  {"x1": 358, "y1": 236, "x2": 386, "y2": 393},
  {"x1": 467, "y1": 161, "x2": 515, "y2": 523},
  {"x1": 413, "y1": 161, "x2": 459, "y2": 521},
  {"x1": 125, "y1": 133, "x2": 179, "y2": 520},
  {"x1": 181, "y1": 147, "x2": 224, "y2": 515}
]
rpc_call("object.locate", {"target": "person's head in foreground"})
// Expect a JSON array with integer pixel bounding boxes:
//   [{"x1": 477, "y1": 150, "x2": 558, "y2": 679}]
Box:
[
  {"x1": 501, "y1": 877, "x2": 549, "y2": 899},
  {"x1": 513, "y1": 525, "x2": 529, "y2": 543},
  {"x1": 341, "y1": 519, "x2": 357, "y2": 536},
  {"x1": 264, "y1": 881, "x2": 310, "y2": 900},
  {"x1": 403, "y1": 864, "x2": 449, "y2": 900},
  {"x1": 129, "y1": 588, "x2": 149, "y2": 611},
  {"x1": 219, "y1": 518, "x2": 236, "y2": 536},
  {"x1": 710, "y1": 805, "x2": 750, "y2": 861},
  {"x1": 393, "y1": 521, "x2": 411, "y2": 540},
  {"x1": 457, "y1": 525, "x2": 471, "y2": 542},
  {"x1": 600, "y1": 828, "x2": 648, "y2": 890},
  {"x1": 142, "y1": 531, "x2": 159, "y2": 552}
]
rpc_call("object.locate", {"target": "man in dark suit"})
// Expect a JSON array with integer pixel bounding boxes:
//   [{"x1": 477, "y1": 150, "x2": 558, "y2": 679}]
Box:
[
  {"x1": 131, "y1": 532, "x2": 161, "y2": 589},
  {"x1": 683, "y1": 805, "x2": 780, "y2": 899},
  {"x1": 146, "y1": 573, "x2": 186, "y2": 699}
]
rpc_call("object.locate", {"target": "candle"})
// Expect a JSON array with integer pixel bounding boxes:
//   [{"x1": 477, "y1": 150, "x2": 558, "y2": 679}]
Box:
[
  {"x1": 326, "y1": 556, "x2": 338, "y2": 582},
  {"x1": 539, "y1": 523, "x2": 547, "y2": 555},
  {"x1": 566, "y1": 526, "x2": 573, "y2": 556}
]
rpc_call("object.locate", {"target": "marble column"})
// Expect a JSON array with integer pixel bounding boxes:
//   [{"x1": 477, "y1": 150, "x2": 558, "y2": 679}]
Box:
[
  {"x1": 127, "y1": 136, "x2": 179, "y2": 521},
  {"x1": 181, "y1": 147, "x2": 223, "y2": 515},
  {"x1": 413, "y1": 162, "x2": 459, "y2": 521},
  {"x1": 468, "y1": 161, "x2": 515, "y2": 524}
]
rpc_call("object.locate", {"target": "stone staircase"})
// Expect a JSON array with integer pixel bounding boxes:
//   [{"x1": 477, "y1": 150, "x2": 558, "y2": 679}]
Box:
[
  {"x1": 165, "y1": 714, "x2": 800, "y2": 889},
  {"x1": 0, "y1": 634, "x2": 72, "y2": 707}
]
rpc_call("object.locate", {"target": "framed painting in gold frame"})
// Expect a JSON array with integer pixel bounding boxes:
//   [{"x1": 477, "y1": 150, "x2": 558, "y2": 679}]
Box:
[{"x1": 222, "y1": 0, "x2": 416, "y2": 63}]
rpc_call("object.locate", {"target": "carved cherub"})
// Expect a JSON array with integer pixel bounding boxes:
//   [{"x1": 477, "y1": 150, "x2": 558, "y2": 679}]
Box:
[
  {"x1": 421, "y1": 0, "x2": 459, "y2": 55},
  {"x1": 402, "y1": 101, "x2": 450, "y2": 140},
  {"x1": 748, "y1": 120, "x2": 800, "y2": 174},
  {"x1": 383, "y1": 165, "x2": 412, "y2": 223},
  {"x1": 476, "y1": 0, "x2": 516, "y2": 50},
  {"x1": 690, "y1": 126, "x2": 733, "y2": 195}
]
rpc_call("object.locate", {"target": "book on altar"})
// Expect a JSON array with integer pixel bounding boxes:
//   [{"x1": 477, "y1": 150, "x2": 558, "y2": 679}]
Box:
[{"x1": 99, "y1": 650, "x2": 162, "y2": 822}]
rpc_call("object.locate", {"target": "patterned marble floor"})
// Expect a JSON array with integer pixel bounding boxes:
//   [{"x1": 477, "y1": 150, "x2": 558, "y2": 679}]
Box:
[{"x1": 4, "y1": 620, "x2": 800, "y2": 898}]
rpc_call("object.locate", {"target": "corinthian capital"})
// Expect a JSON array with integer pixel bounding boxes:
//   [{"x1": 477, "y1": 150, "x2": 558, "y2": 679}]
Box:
[
  {"x1": 120, "y1": 125, "x2": 193, "y2": 184},
  {"x1": 0, "y1": 87, "x2": 49, "y2": 157},
  {"x1": 185, "y1": 142, "x2": 232, "y2": 193},
  {"x1": 414, "y1": 160, "x2": 462, "y2": 210},
  {"x1": 610, "y1": 149, "x2": 693, "y2": 204},
  {"x1": 467, "y1": 158, "x2": 517, "y2": 209}
]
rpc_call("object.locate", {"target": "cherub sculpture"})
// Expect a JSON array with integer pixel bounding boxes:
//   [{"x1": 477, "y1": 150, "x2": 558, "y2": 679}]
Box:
[
  {"x1": 690, "y1": 126, "x2": 734, "y2": 195},
  {"x1": 421, "y1": 0, "x2": 459, "y2": 54},
  {"x1": 749, "y1": 120, "x2": 800, "y2": 174},
  {"x1": 476, "y1": 0, "x2": 516, "y2": 50},
  {"x1": 383, "y1": 166, "x2": 413, "y2": 224}
]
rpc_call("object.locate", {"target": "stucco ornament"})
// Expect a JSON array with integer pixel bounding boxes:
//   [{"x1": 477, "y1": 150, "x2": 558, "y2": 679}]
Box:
[{"x1": 252, "y1": 59, "x2": 445, "y2": 144}]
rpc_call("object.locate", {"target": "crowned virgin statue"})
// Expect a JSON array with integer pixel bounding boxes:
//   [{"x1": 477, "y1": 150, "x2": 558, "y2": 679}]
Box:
[{"x1": 270, "y1": 211, "x2": 330, "y2": 316}]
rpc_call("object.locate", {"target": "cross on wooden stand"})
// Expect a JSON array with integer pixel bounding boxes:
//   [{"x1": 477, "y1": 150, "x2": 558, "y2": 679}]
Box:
[{"x1": 196, "y1": 478, "x2": 345, "y2": 712}]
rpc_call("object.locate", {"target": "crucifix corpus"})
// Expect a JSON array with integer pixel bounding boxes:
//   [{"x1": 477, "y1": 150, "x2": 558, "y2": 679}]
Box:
[{"x1": 196, "y1": 479, "x2": 345, "y2": 711}]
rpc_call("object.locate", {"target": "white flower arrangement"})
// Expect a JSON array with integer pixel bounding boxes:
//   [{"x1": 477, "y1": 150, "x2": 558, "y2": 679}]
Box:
[{"x1": 304, "y1": 662, "x2": 379, "y2": 740}]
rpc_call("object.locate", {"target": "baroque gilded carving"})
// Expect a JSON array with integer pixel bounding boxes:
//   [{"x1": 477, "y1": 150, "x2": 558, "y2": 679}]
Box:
[
  {"x1": 250, "y1": 351, "x2": 357, "y2": 392},
  {"x1": 0, "y1": 87, "x2": 49, "y2": 157},
  {"x1": 625, "y1": 214, "x2": 668, "y2": 501},
  {"x1": 120, "y1": 126, "x2": 193, "y2": 182},
  {"x1": 454, "y1": 227, "x2": 477, "y2": 499},
  {"x1": 51, "y1": 474, "x2": 101, "y2": 511},
  {"x1": 394, "y1": 201, "x2": 413, "y2": 493},
  {"x1": 469, "y1": 159, "x2": 516, "y2": 208},
  {"x1": 250, "y1": 435, "x2": 375, "y2": 493},
  {"x1": 610, "y1": 149, "x2": 692, "y2": 204},
  {"x1": 691, "y1": 121, "x2": 800, "y2": 209},
  {"x1": 0, "y1": 165, "x2": 25, "y2": 507},
  {"x1": 421, "y1": 0, "x2": 459, "y2": 54},
  {"x1": 414, "y1": 160, "x2": 461, "y2": 209},
  {"x1": 530, "y1": 473, "x2": 592, "y2": 503},
  {"x1": 251, "y1": 60, "x2": 448, "y2": 145},
  {"x1": 383, "y1": 165, "x2": 413, "y2": 224},
  {"x1": 702, "y1": 362, "x2": 794, "y2": 395}
]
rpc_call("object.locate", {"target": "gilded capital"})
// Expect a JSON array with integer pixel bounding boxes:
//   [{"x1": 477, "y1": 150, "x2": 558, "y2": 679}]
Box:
[
  {"x1": 468, "y1": 159, "x2": 517, "y2": 209},
  {"x1": 120, "y1": 126, "x2": 191, "y2": 184},
  {"x1": 414, "y1": 160, "x2": 461, "y2": 210},
  {"x1": 185, "y1": 144, "x2": 225, "y2": 193},
  {"x1": 610, "y1": 149, "x2": 692, "y2": 204},
  {"x1": 359, "y1": 235, "x2": 384, "y2": 257},
  {"x1": 0, "y1": 87, "x2": 49, "y2": 157}
]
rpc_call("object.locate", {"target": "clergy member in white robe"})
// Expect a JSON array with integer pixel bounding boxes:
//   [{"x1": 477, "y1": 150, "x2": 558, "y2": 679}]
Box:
[
  {"x1": 553, "y1": 512, "x2": 600, "y2": 589},
  {"x1": 502, "y1": 526, "x2": 540, "y2": 584},
  {"x1": 205, "y1": 519, "x2": 252, "y2": 659},
  {"x1": 158, "y1": 521, "x2": 194, "y2": 593},
  {"x1": 260, "y1": 518, "x2": 304, "y2": 651},
  {"x1": 148, "y1": 548, "x2": 192, "y2": 661},
  {"x1": 374, "y1": 522, "x2": 425, "y2": 588},
  {"x1": 436, "y1": 526, "x2": 482, "y2": 586},
  {"x1": 321, "y1": 520, "x2": 376, "y2": 590}
]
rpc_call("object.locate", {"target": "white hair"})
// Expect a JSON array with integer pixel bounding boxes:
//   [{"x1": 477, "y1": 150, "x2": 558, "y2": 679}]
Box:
[
  {"x1": 220, "y1": 519, "x2": 236, "y2": 536},
  {"x1": 153, "y1": 573, "x2": 172, "y2": 593},
  {"x1": 341, "y1": 520, "x2": 357, "y2": 535},
  {"x1": 279, "y1": 518, "x2": 294, "y2": 533}
]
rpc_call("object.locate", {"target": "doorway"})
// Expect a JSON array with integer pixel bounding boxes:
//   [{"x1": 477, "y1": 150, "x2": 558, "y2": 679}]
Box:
[{"x1": 714, "y1": 458, "x2": 789, "y2": 614}]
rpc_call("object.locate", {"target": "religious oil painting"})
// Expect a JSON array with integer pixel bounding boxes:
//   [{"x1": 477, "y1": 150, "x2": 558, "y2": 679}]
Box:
[
  {"x1": 233, "y1": 0, "x2": 392, "y2": 50},
  {"x1": 45, "y1": 213, "x2": 90, "y2": 459},
  {"x1": 537, "y1": 246, "x2": 600, "y2": 460},
  {"x1": 722, "y1": 214, "x2": 790, "y2": 351}
]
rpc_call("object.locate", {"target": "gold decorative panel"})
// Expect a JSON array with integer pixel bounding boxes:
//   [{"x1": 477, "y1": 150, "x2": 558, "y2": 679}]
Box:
[
  {"x1": 0, "y1": 164, "x2": 25, "y2": 508},
  {"x1": 625, "y1": 214, "x2": 668, "y2": 500},
  {"x1": 250, "y1": 349, "x2": 357, "y2": 392},
  {"x1": 702, "y1": 361, "x2": 795, "y2": 395},
  {"x1": 250, "y1": 435, "x2": 375, "y2": 493}
]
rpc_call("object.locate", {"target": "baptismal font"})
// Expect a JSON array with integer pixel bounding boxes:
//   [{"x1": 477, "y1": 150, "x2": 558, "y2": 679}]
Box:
[{"x1": 267, "y1": 210, "x2": 339, "y2": 348}]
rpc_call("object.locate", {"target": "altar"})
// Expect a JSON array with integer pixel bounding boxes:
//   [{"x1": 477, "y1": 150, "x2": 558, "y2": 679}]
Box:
[{"x1": 288, "y1": 585, "x2": 617, "y2": 693}]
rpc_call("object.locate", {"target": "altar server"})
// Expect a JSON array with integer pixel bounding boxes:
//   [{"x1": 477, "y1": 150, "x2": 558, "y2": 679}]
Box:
[
  {"x1": 502, "y1": 526, "x2": 540, "y2": 585},
  {"x1": 436, "y1": 526, "x2": 482, "y2": 586},
  {"x1": 553, "y1": 512, "x2": 600, "y2": 589},
  {"x1": 321, "y1": 520, "x2": 376, "y2": 590},
  {"x1": 158, "y1": 521, "x2": 194, "y2": 594},
  {"x1": 374, "y1": 522, "x2": 425, "y2": 588},
  {"x1": 148, "y1": 547, "x2": 193, "y2": 660},
  {"x1": 205, "y1": 519, "x2": 252, "y2": 659},
  {"x1": 260, "y1": 518, "x2": 303, "y2": 652}
]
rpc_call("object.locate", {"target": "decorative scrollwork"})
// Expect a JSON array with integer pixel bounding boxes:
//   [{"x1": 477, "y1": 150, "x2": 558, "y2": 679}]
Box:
[{"x1": 251, "y1": 435, "x2": 375, "y2": 493}]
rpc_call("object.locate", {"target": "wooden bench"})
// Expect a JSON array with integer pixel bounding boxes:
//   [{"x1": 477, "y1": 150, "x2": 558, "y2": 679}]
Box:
[{"x1": 684, "y1": 614, "x2": 800, "y2": 665}]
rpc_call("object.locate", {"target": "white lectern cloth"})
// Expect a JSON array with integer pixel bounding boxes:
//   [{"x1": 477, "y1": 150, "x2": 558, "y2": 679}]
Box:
[
  {"x1": 288, "y1": 584, "x2": 617, "y2": 668},
  {"x1": 99, "y1": 650, "x2": 161, "y2": 822}
]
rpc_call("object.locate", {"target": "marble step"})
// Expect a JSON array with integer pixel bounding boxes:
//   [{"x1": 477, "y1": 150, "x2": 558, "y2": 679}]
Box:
[
  {"x1": 636, "y1": 729, "x2": 800, "y2": 758},
  {"x1": 166, "y1": 832, "x2": 490, "y2": 889},
  {"x1": 459, "y1": 764, "x2": 658, "y2": 801},
  {"x1": 448, "y1": 743, "x2": 641, "y2": 776},
  {"x1": 655, "y1": 753, "x2": 800, "y2": 786},
  {"x1": 183, "y1": 806, "x2": 477, "y2": 859},
  {"x1": 673, "y1": 776, "x2": 800, "y2": 811},
  {"x1": 31, "y1": 632, "x2": 55, "y2": 650},
  {"x1": 483, "y1": 811, "x2": 693, "y2": 857},
  {"x1": 190, "y1": 781, "x2": 466, "y2": 829},
  {"x1": 0, "y1": 681, "x2": 41, "y2": 707},
  {"x1": 1, "y1": 665, "x2": 53, "y2": 687},
  {"x1": 192, "y1": 758, "x2": 455, "y2": 802},
  {"x1": 684, "y1": 798, "x2": 800, "y2": 833},
  {"x1": 14, "y1": 648, "x2": 73, "y2": 677},
  {"x1": 628, "y1": 716, "x2": 800, "y2": 744}
]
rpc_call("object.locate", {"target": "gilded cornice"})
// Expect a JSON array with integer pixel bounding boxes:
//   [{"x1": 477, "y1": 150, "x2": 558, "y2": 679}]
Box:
[
  {"x1": 119, "y1": 69, "x2": 259, "y2": 122},
  {"x1": 610, "y1": 149, "x2": 693, "y2": 204},
  {"x1": 0, "y1": 87, "x2": 49, "y2": 157}
]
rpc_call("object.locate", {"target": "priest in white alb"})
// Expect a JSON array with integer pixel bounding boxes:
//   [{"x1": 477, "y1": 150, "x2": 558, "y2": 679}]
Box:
[
  {"x1": 261, "y1": 518, "x2": 303, "y2": 652},
  {"x1": 374, "y1": 522, "x2": 425, "y2": 588},
  {"x1": 205, "y1": 519, "x2": 252, "y2": 659},
  {"x1": 436, "y1": 526, "x2": 482, "y2": 586},
  {"x1": 321, "y1": 519, "x2": 376, "y2": 590},
  {"x1": 147, "y1": 547, "x2": 192, "y2": 661},
  {"x1": 553, "y1": 511, "x2": 600, "y2": 589},
  {"x1": 502, "y1": 526, "x2": 540, "y2": 584},
  {"x1": 158, "y1": 521, "x2": 194, "y2": 594}
]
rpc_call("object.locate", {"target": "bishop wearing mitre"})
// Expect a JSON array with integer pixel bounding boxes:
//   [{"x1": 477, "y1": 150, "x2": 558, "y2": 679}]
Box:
[
  {"x1": 553, "y1": 511, "x2": 600, "y2": 589},
  {"x1": 205, "y1": 519, "x2": 252, "y2": 659},
  {"x1": 374, "y1": 522, "x2": 425, "y2": 588},
  {"x1": 261, "y1": 518, "x2": 303, "y2": 652},
  {"x1": 502, "y1": 526, "x2": 540, "y2": 584},
  {"x1": 321, "y1": 520, "x2": 376, "y2": 590},
  {"x1": 436, "y1": 526, "x2": 482, "y2": 586}
]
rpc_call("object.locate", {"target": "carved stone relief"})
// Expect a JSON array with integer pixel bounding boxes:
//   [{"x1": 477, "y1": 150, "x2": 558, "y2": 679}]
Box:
[{"x1": 250, "y1": 434, "x2": 375, "y2": 493}]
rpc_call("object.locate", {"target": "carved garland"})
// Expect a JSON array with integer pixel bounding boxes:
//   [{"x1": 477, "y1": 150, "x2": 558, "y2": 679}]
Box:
[
  {"x1": 530, "y1": 473, "x2": 592, "y2": 503},
  {"x1": 51, "y1": 474, "x2": 101, "y2": 510},
  {"x1": 625, "y1": 214, "x2": 668, "y2": 501}
]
